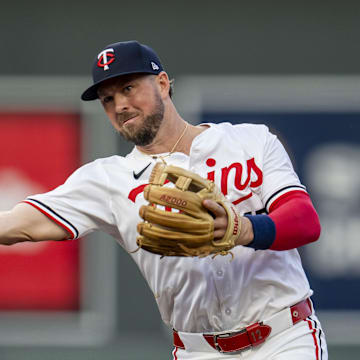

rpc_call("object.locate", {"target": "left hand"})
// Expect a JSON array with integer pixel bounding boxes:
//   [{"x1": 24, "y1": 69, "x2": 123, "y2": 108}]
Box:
[{"x1": 202, "y1": 199, "x2": 254, "y2": 246}]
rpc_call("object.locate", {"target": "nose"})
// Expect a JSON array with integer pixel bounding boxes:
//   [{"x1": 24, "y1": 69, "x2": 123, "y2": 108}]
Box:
[{"x1": 114, "y1": 93, "x2": 129, "y2": 114}]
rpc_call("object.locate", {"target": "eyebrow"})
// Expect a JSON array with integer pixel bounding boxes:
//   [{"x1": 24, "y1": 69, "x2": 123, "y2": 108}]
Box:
[
  {"x1": 97, "y1": 74, "x2": 152, "y2": 98},
  {"x1": 97, "y1": 77, "x2": 134, "y2": 97}
]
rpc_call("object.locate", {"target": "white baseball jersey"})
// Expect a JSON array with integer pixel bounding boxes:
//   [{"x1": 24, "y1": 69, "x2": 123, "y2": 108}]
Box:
[{"x1": 25, "y1": 122, "x2": 311, "y2": 333}]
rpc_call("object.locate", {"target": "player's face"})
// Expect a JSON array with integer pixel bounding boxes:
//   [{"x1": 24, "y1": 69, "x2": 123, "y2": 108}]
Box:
[{"x1": 98, "y1": 74, "x2": 164, "y2": 146}]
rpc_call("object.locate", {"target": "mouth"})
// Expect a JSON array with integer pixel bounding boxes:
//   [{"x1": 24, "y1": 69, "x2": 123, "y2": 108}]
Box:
[{"x1": 121, "y1": 114, "x2": 139, "y2": 125}]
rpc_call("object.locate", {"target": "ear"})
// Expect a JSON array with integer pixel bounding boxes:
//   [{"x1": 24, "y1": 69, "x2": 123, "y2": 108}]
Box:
[{"x1": 155, "y1": 71, "x2": 170, "y2": 99}]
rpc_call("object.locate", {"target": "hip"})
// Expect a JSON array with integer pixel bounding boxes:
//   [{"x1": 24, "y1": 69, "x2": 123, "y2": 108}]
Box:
[{"x1": 172, "y1": 300, "x2": 327, "y2": 360}]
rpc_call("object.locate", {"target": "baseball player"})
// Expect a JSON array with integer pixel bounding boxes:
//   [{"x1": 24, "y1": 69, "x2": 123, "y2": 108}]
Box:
[{"x1": 0, "y1": 41, "x2": 327, "y2": 359}]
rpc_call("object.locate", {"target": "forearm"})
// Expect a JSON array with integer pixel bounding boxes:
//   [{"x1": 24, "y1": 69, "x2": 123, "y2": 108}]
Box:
[
  {"x1": 268, "y1": 191, "x2": 321, "y2": 250},
  {"x1": 242, "y1": 191, "x2": 320, "y2": 251},
  {"x1": 0, "y1": 210, "x2": 33, "y2": 245},
  {"x1": 0, "y1": 203, "x2": 69, "y2": 245},
  {"x1": 206, "y1": 191, "x2": 320, "y2": 251}
]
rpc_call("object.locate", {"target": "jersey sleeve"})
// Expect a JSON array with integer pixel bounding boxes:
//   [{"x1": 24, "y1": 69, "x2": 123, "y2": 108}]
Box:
[
  {"x1": 23, "y1": 160, "x2": 116, "y2": 239},
  {"x1": 260, "y1": 127, "x2": 307, "y2": 212}
]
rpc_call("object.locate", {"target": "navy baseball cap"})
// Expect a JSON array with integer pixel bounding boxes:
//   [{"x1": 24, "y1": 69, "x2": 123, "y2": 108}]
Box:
[{"x1": 81, "y1": 40, "x2": 164, "y2": 101}]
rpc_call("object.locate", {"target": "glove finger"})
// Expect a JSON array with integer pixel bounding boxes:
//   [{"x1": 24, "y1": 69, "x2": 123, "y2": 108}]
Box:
[
  {"x1": 139, "y1": 205, "x2": 213, "y2": 234},
  {"x1": 149, "y1": 163, "x2": 215, "y2": 192},
  {"x1": 136, "y1": 235, "x2": 185, "y2": 256},
  {"x1": 137, "y1": 222, "x2": 213, "y2": 244},
  {"x1": 163, "y1": 165, "x2": 213, "y2": 191},
  {"x1": 144, "y1": 185, "x2": 212, "y2": 220},
  {"x1": 137, "y1": 235, "x2": 229, "y2": 258},
  {"x1": 149, "y1": 163, "x2": 169, "y2": 186}
]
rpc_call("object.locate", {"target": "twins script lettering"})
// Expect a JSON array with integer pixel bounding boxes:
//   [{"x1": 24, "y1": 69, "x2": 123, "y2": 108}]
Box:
[{"x1": 128, "y1": 157, "x2": 263, "y2": 205}]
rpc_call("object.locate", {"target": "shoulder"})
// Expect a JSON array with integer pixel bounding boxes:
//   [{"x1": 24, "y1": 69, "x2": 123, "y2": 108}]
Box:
[
  {"x1": 202, "y1": 122, "x2": 269, "y2": 135},
  {"x1": 82, "y1": 154, "x2": 131, "y2": 170},
  {"x1": 201, "y1": 122, "x2": 271, "y2": 145},
  {"x1": 66, "y1": 155, "x2": 132, "y2": 183},
  {"x1": 91, "y1": 154, "x2": 132, "y2": 170}
]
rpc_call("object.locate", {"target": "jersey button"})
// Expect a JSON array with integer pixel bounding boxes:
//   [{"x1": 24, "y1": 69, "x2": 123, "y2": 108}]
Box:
[
  {"x1": 216, "y1": 270, "x2": 223, "y2": 276},
  {"x1": 225, "y1": 308, "x2": 231, "y2": 315}
]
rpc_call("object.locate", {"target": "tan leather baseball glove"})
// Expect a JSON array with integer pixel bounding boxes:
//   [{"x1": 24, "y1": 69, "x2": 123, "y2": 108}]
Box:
[{"x1": 136, "y1": 163, "x2": 241, "y2": 258}]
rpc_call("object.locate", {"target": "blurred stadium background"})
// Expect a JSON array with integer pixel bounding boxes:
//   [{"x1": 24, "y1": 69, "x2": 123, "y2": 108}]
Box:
[{"x1": 0, "y1": 1, "x2": 359, "y2": 359}]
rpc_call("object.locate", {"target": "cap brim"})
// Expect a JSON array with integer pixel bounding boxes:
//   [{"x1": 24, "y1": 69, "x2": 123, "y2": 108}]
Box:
[
  {"x1": 81, "y1": 70, "x2": 160, "y2": 101},
  {"x1": 81, "y1": 83, "x2": 101, "y2": 101}
]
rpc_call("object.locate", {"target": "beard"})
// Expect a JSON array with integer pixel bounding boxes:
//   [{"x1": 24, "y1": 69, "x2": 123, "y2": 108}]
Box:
[{"x1": 116, "y1": 92, "x2": 165, "y2": 146}]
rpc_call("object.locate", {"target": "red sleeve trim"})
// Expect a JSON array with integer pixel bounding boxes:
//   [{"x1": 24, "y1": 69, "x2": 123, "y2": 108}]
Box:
[
  {"x1": 268, "y1": 191, "x2": 321, "y2": 250},
  {"x1": 269, "y1": 189, "x2": 309, "y2": 212},
  {"x1": 23, "y1": 200, "x2": 75, "y2": 240}
]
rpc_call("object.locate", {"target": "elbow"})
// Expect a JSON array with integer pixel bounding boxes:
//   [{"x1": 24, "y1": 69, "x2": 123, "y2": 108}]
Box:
[
  {"x1": 292, "y1": 203, "x2": 321, "y2": 247},
  {"x1": 304, "y1": 212, "x2": 321, "y2": 244},
  {"x1": 269, "y1": 194, "x2": 322, "y2": 250}
]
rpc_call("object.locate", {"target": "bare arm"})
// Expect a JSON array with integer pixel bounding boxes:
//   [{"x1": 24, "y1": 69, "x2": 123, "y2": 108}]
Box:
[{"x1": 0, "y1": 202, "x2": 69, "y2": 245}]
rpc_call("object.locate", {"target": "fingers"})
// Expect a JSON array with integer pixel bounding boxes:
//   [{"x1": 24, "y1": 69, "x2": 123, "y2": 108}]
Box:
[
  {"x1": 202, "y1": 199, "x2": 226, "y2": 217},
  {"x1": 203, "y1": 200, "x2": 227, "y2": 239}
]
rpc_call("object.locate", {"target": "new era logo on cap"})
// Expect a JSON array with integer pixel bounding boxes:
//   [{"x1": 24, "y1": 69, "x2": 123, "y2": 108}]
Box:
[
  {"x1": 81, "y1": 40, "x2": 165, "y2": 101},
  {"x1": 151, "y1": 62, "x2": 160, "y2": 70}
]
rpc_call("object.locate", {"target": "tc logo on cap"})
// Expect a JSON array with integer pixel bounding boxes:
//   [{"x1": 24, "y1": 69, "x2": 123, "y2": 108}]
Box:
[{"x1": 97, "y1": 48, "x2": 115, "y2": 71}]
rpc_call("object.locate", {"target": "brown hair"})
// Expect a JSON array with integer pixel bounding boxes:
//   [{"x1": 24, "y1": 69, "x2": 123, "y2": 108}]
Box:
[{"x1": 169, "y1": 78, "x2": 174, "y2": 98}]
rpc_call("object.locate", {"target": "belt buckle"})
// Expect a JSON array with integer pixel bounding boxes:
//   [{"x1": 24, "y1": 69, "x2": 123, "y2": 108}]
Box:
[{"x1": 213, "y1": 329, "x2": 250, "y2": 354}]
